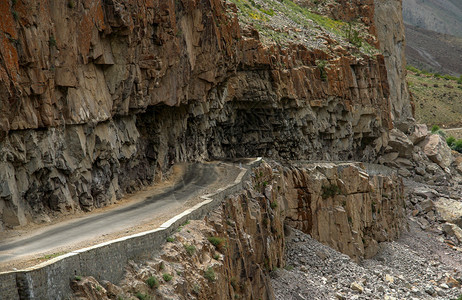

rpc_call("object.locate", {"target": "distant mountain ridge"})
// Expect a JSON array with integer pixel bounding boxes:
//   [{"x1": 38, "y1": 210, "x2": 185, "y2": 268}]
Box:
[
  {"x1": 403, "y1": 0, "x2": 462, "y2": 76},
  {"x1": 405, "y1": 24, "x2": 462, "y2": 76},
  {"x1": 403, "y1": 0, "x2": 462, "y2": 37}
]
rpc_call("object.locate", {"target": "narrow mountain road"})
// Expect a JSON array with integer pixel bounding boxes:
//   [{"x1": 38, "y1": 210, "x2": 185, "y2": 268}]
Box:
[{"x1": 0, "y1": 162, "x2": 243, "y2": 270}]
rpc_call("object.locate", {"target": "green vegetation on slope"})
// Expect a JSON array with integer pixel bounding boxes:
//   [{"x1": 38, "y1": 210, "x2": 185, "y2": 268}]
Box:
[
  {"x1": 407, "y1": 66, "x2": 462, "y2": 127},
  {"x1": 228, "y1": 0, "x2": 378, "y2": 55}
]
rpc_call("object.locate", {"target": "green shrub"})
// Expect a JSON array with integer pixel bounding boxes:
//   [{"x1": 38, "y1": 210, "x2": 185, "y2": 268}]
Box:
[
  {"x1": 74, "y1": 275, "x2": 82, "y2": 281},
  {"x1": 163, "y1": 273, "x2": 173, "y2": 282},
  {"x1": 260, "y1": 8, "x2": 275, "y2": 16},
  {"x1": 406, "y1": 65, "x2": 420, "y2": 73},
  {"x1": 135, "y1": 292, "x2": 147, "y2": 300},
  {"x1": 208, "y1": 236, "x2": 225, "y2": 250},
  {"x1": 270, "y1": 201, "x2": 278, "y2": 209},
  {"x1": 204, "y1": 267, "x2": 216, "y2": 282},
  {"x1": 166, "y1": 236, "x2": 175, "y2": 242},
  {"x1": 436, "y1": 129, "x2": 446, "y2": 138},
  {"x1": 316, "y1": 60, "x2": 328, "y2": 81},
  {"x1": 184, "y1": 244, "x2": 196, "y2": 256},
  {"x1": 49, "y1": 36, "x2": 57, "y2": 47},
  {"x1": 447, "y1": 136, "x2": 456, "y2": 148},
  {"x1": 321, "y1": 184, "x2": 341, "y2": 199},
  {"x1": 344, "y1": 22, "x2": 362, "y2": 48},
  {"x1": 146, "y1": 276, "x2": 159, "y2": 289},
  {"x1": 431, "y1": 125, "x2": 440, "y2": 133},
  {"x1": 454, "y1": 140, "x2": 462, "y2": 153},
  {"x1": 284, "y1": 265, "x2": 294, "y2": 271}
]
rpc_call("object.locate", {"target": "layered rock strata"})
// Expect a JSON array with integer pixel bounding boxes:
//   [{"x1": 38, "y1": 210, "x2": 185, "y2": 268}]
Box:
[
  {"x1": 0, "y1": 0, "x2": 402, "y2": 229},
  {"x1": 69, "y1": 161, "x2": 405, "y2": 299}
]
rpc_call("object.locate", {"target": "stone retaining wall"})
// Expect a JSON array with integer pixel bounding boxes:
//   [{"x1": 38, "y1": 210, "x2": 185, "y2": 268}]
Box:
[{"x1": 0, "y1": 160, "x2": 254, "y2": 299}]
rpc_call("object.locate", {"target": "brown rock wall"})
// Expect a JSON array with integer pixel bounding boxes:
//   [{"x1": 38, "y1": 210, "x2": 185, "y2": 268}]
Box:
[
  {"x1": 374, "y1": 0, "x2": 414, "y2": 128},
  {"x1": 68, "y1": 161, "x2": 405, "y2": 299},
  {"x1": 0, "y1": 0, "x2": 401, "y2": 228},
  {"x1": 278, "y1": 162, "x2": 406, "y2": 260}
]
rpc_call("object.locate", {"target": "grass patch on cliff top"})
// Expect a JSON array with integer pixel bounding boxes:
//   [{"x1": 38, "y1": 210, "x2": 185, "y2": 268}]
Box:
[{"x1": 228, "y1": 0, "x2": 377, "y2": 55}]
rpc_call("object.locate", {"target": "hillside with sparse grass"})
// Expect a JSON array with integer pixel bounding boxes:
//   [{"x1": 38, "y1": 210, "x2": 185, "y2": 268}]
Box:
[
  {"x1": 228, "y1": 0, "x2": 378, "y2": 56},
  {"x1": 407, "y1": 66, "x2": 462, "y2": 127}
]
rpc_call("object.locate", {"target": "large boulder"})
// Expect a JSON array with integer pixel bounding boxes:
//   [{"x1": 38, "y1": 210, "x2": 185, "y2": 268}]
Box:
[
  {"x1": 435, "y1": 197, "x2": 462, "y2": 227},
  {"x1": 418, "y1": 134, "x2": 454, "y2": 169},
  {"x1": 409, "y1": 124, "x2": 428, "y2": 145},
  {"x1": 387, "y1": 129, "x2": 414, "y2": 158}
]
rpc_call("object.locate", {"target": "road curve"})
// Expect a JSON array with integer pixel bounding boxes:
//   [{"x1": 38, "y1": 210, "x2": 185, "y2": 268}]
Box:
[{"x1": 0, "y1": 162, "x2": 236, "y2": 267}]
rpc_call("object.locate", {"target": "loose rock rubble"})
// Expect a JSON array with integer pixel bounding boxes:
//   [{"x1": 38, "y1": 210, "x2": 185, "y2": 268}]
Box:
[{"x1": 272, "y1": 226, "x2": 462, "y2": 300}]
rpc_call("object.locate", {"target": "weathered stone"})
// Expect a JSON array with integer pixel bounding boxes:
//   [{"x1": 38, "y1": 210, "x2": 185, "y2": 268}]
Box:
[
  {"x1": 398, "y1": 168, "x2": 411, "y2": 177},
  {"x1": 442, "y1": 223, "x2": 462, "y2": 243},
  {"x1": 70, "y1": 276, "x2": 110, "y2": 300},
  {"x1": 419, "y1": 134, "x2": 454, "y2": 169},
  {"x1": 455, "y1": 155, "x2": 462, "y2": 174},
  {"x1": 421, "y1": 199, "x2": 435, "y2": 213},
  {"x1": 351, "y1": 281, "x2": 364, "y2": 293},
  {"x1": 374, "y1": 0, "x2": 414, "y2": 124},
  {"x1": 415, "y1": 167, "x2": 426, "y2": 176},
  {"x1": 388, "y1": 129, "x2": 414, "y2": 158},
  {"x1": 281, "y1": 162, "x2": 405, "y2": 260},
  {"x1": 435, "y1": 198, "x2": 462, "y2": 227},
  {"x1": 378, "y1": 152, "x2": 399, "y2": 164},
  {"x1": 409, "y1": 124, "x2": 428, "y2": 145}
]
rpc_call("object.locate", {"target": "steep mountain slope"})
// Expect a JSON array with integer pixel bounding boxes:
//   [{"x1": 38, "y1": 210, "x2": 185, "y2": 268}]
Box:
[
  {"x1": 405, "y1": 24, "x2": 462, "y2": 76},
  {"x1": 403, "y1": 0, "x2": 462, "y2": 76},
  {"x1": 402, "y1": 0, "x2": 462, "y2": 37},
  {"x1": 0, "y1": 0, "x2": 410, "y2": 229}
]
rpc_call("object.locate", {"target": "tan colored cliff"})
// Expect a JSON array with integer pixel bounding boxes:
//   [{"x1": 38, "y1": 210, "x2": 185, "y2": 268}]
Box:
[
  {"x1": 69, "y1": 161, "x2": 405, "y2": 299},
  {"x1": 374, "y1": 0, "x2": 414, "y2": 129}
]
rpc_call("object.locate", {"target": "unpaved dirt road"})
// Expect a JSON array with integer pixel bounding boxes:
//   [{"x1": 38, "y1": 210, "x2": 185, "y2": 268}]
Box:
[{"x1": 0, "y1": 162, "x2": 242, "y2": 270}]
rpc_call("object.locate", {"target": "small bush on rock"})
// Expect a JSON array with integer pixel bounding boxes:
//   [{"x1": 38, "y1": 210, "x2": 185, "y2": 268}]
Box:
[
  {"x1": 184, "y1": 244, "x2": 196, "y2": 256},
  {"x1": 447, "y1": 136, "x2": 456, "y2": 148},
  {"x1": 321, "y1": 184, "x2": 341, "y2": 199},
  {"x1": 163, "y1": 273, "x2": 173, "y2": 282},
  {"x1": 208, "y1": 236, "x2": 225, "y2": 250},
  {"x1": 204, "y1": 267, "x2": 216, "y2": 282},
  {"x1": 146, "y1": 276, "x2": 159, "y2": 289}
]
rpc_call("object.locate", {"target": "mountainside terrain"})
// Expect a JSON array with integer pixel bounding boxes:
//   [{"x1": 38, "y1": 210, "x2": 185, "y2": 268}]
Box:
[
  {"x1": 403, "y1": 0, "x2": 462, "y2": 76},
  {"x1": 407, "y1": 69, "x2": 462, "y2": 127},
  {"x1": 402, "y1": 0, "x2": 462, "y2": 38},
  {"x1": 6, "y1": 1, "x2": 462, "y2": 300},
  {"x1": 0, "y1": 0, "x2": 411, "y2": 230},
  {"x1": 405, "y1": 24, "x2": 462, "y2": 76}
]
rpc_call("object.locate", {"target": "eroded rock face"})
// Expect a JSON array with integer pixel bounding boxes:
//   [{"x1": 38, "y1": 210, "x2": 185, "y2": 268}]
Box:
[
  {"x1": 71, "y1": 164, "x2": 286, "y2": 300},
  {"x1": 278, "y1": 162, "x2": 406, "y2": 260},
  {"x1": 374, "y1": 0, "x2": 414, "y2": 127},
  {"x1": 419, "y1": 134, "x2": 454, "y2": 169},
  {"x1": 0, "y1": 0, "x2": 400, "y2": 229},
  {"x1": 70, "y1": 161, "x2": 405, "y2": 299}
]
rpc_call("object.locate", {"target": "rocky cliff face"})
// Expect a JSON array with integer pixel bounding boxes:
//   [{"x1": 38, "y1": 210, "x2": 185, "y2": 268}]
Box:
[
  {"x1": 69, "y1": 161, "x2": 405, "y2": 300},
  {"x1": 374, "y1": 0, "x2": 414, "y2": 129},
  {"x1": 0, "y1": 0, "x2": 408, "y2": 230}
]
